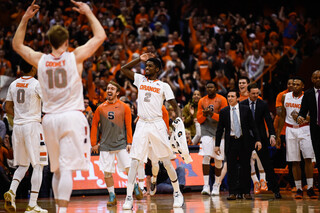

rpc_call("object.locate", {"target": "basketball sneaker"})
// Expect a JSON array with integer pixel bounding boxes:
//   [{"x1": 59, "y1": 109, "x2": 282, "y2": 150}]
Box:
[
  {"x1": 254, "y1": 181, "x2": 261, "y2": 194},
  {"x1": 211, "y1": 183, "x2": 220, "y2": 196},
  {"x1": 134, "y1": 183, "x2": 143, "y2": 200},
  {"x1": 307, "y1": 187, "x2": 318, "y2": 199},
  {"x1": 201, "y1": 185, "x2": 210, "y2": 195},
  {"x1": 107, "y1": 192, "x2": 117, "y2": 206},
  {"x1": 173, "y1": 191, "x2": 184, "y2": 208},
  {"x1": 295, "y1": 189, "x2": 303, "y2": 199},
  {"x1": 260, "y1": 179, "x2": 268, "y2": 191},
  {"x1": 25, "y1": 205, "x2": 48, "y2": 213},
  {"x1": 150, "y1": 182, "x2": 157, "y2": 196},
  {"x1": 4, "y1": 190, "x2": 16, "y2": 213},
  {"x1": 122, "y1": 195, "x2": 133, "y2": 210}
]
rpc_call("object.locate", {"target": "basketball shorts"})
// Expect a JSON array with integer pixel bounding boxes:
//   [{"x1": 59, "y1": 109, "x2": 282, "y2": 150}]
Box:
[
  {"x1": 286, "y1": 125, "x2": 315, "y2": 162},
  {"x1": 12, "y1": 122, "x2": 48, "y2": 167},
  {"x1": 42, "y1": 111, "x2": 91, "y2": 172},
  {"x1": 199, "y1": 136, "x2": 225, "y2": 160},
  {"x1": 130, "y1": 118, "x2": 172, "y2": 162},
  {"x1": 99, "y1": 149, "x2": 131, "y2": 173}
]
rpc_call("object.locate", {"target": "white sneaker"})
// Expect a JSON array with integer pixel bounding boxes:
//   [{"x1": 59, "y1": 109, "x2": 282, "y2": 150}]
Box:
[
  {"x1": 173, "y1": 191, "x2": 184, "y2": 208},
  {"x1": 122, "y1": 196, "x2": 133, "y2": 210},
  {"x1": 4, "y1": 190, "x2": 16, "y2": 213},
  {"x1": 201, "y1": 185, "x2": 210, "y2": 195},
  {"x1": 25, "y1": 205, "x2": 48, "y2": 213},
  {"x1": 150, "y1": 182, "x2": 157, "y2": 196},
  {"x1": 211, "y1": 183, "x2": 220, "y2": 196}
]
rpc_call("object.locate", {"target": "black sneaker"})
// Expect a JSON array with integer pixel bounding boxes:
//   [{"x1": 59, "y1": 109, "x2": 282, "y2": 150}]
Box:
[
  {"x1": 295, "y1": 189, "x2": 303, "y2": 199},
  {"x1": 307, "y1": 187, "x2": 318, "y2": 199}
]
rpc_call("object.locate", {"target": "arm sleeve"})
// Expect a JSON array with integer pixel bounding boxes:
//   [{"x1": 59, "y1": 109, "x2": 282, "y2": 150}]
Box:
[
  {"x1": 124, "y1": 103, "x2": 133, "y2": 144},
  {"x1": 197, "y1": 98, "x2": 206, "y2": 124},
  {"x1": 90, "y1": 107, "x2": 101, "y2": 146}
]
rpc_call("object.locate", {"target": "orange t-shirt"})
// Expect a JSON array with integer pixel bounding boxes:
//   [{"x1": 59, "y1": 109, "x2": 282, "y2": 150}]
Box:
[
  {"x1": 274, "y1": 89, "x2": 289, "y2": 135},
  {"x1": 198, "y1": 60, "x2": 211, "y2": 81}
]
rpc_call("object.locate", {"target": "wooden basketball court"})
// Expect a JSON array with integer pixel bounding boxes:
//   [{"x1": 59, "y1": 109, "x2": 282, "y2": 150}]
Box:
[{"x1": 2, "y1": 191, "x2": 320, "y2": 212}]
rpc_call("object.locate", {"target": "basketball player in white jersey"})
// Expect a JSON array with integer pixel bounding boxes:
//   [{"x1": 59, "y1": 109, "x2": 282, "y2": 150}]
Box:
[
  {"x1": 4, "y1": 63, "x2": 48, "y2": 213},
  {"x1": 277, "y1": 77, "x2": 317, "y2": 199},
  {"x1": 11, "y1": 1, "x2": 106, "y2": 212},
  {"x1": 120, "y1": 53, "x2": 184, "y2": 209}
]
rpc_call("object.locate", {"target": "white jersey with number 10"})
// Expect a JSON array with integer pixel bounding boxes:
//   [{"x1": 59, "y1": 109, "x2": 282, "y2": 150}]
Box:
[{"x1": 37, "y1": 52, "x2": 84, "y2": 113}]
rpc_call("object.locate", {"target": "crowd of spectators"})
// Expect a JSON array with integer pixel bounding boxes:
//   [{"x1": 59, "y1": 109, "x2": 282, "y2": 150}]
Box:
[{"x1": 0, "y1": 0, "x2": 320, "y2": 197}]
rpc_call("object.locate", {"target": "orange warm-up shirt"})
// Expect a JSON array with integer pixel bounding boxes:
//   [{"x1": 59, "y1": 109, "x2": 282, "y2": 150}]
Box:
[
  {"x1": 197, "y1": 94, "x2": 228, "y2": 123},
  {"x1": 274, "y1": 89, "x2": 289, "y2": 135},
  {"x1": 91, "y1": 100, "x2": 132, "y2": 151}
]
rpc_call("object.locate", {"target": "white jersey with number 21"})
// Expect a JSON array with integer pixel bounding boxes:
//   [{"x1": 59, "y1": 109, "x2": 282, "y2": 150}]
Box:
[{"x1": 37, "y1": 52, "x2": 84, "y2": 114}]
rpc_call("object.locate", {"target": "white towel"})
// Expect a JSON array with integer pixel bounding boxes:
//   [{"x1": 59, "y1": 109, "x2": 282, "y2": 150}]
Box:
[{"x1": 170, "y1": 117, "x2": 193, "y2": 164}]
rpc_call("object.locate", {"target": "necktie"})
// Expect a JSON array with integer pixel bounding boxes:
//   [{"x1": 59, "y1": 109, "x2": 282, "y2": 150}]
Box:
[
  {"x1": 318, "y1": 90, "x2": 320, "y2": 126},
  {"x1": 233, "y1": 107, "x2": 241, "y2": 138},
  {"x1": 251, "y1": 102, "x2": 255, "y2": 120}
]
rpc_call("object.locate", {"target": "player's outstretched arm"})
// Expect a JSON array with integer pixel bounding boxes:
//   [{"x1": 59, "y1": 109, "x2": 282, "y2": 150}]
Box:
[
  {"x1": 72, "y1": 0, "x2": 106, "y2": 64},
  {"x1": 12, "y1": 0, "x2": 43, "y2": 68},
  {"x1": 120, "y1": 53, "x2": 155, "y2": 80}
]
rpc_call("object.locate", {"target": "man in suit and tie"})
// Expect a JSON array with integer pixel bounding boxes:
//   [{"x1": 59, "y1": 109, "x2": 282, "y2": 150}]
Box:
[
  {"x1": 215, "y1": 90, "x2": 262, "y2": 200},
  {"x1": 240, "y1": 83, "x2": 282, "y2": 199},
  {"x1": 297, "y1": 70, "x2": 320, "y2": 197}
]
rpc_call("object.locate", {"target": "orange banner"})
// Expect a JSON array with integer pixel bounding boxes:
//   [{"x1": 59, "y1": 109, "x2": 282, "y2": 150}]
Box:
[{"x1": 72, "y1": 153, "x2": 204, "y2": 190}]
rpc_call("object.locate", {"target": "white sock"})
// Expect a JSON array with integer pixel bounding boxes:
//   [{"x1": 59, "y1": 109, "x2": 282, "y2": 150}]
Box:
[
  {"x1": 107, "y1": 186, "x2": 115, "y2": 194},
  {"x1": 59, "y1": 207, "x2": 67, "y2": 213},
  {"x1": 57, "y1": 170, "x2": 73, "y2": 201},
  {"x1": 307, "y1": 178, "x2": 313, "y2": 189},
  {"x1": 203, "y1": 175, "x2": 209, "y2": 186},
  {"x1": 260, "y1": 172, "x2": 266, "y2": 181},
  {"x1": 171, "y1": 180, "x2": 180, "y2": 193},
  {"x1": 55, "y1": 204, "x2": 58, "y2": 213},
  {"x1": 29, "y1": 165, "x2": 43, "y2": 207},
  {"x1": 10, "y1": 166, "x2": 29, "y2": 194},
  {"x1": 251, "y1": 174, "x2": 259, "y2": 183},
  {"x1": 295, "y1": 181, "x2": 302, "y2": 190},
  {"x1": 126, "y1": 159, "x2": 139, "y2": 196},
  {"x1": 52, "y1": 171, "x2": 60, "y2": 200}
]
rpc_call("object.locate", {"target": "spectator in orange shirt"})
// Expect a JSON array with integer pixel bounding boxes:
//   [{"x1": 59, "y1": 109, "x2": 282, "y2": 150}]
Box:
[
  {"x1": 135, "y1": 6, "x2": 149, "y2": 27},
  {"x1": 195, "y1": 52, "x2": 212, "y2": 82},
  {"x1": 213, "y1": 69, "x2": 229, "y2": 96}
]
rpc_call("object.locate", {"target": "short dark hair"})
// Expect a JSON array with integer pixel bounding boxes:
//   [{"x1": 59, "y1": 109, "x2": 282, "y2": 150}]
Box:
[
  {"x1": 146, "y1": 58, "x2": 162, "y2": 70},
  {"x1": 247, "y1": 83, "x2": 259, "y2": 92},
  {"x1": 238, "y1": 76, "x2": 250, "y2": 84},
  {"x1": 47, "y1": 25, "x2": 69, "y2": 49},
  {"x1": 228, "y1": 89, "x2": 239, "y2": 98},
  {"x1": 293, "y1": 76, "x2": 305, "y2": 85},
  {"x1": 19, "y1": 58, "x2": 33, "y2": 73},
  {"x1": 206, "y1": 81, "x2": 218, "y2": 88}
]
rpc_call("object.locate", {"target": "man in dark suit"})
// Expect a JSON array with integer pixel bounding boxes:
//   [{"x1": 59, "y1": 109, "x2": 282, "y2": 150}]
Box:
[
  {"x1": 297, "y1": 70, "x2": 320, "y2": 193},
  {"x1": 215, "y1": 90, "x2": 262, "y2": 200},
  {"x1": 240, "y1": 83, "x2": 282, "y2": 199}
]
